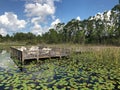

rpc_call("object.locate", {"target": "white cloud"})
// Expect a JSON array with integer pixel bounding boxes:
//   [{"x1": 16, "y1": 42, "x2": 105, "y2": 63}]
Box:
[
  {"x1": 31, "y1": 17, "x2": 42, "y2": 24},
  {"x1": 24, "y1": 0, "x2": 61, "y2": 35},
  {"x1": 76, "y1": 16, "x2": 81, "y2": 21},
  {"x1": 0, "y1": 28, "x2": 7, "y2": 36},
  {"x1": 25, "y1": 3, "x2": 55, "y2": 17},
  {"x1": 106, "y1": 10, "x2": 111, "y2": 21},
  {"x1": 24, "y1": 0, "x2": 55, "y2": 18},
  {"x1": 31, "y1": 23, "x2": 42, "y2": 35},
  {"x1": 50, "y1": 18, "x2": 61, "y2": 29},
  {"x1": 94, "y1": 12, "x2": 104, "y2": 20},
  {"x1": 0, "y1": 12, "x2": 26, "y2": 36}
]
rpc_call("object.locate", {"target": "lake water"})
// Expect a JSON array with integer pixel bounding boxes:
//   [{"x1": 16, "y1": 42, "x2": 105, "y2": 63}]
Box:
[
  {"x1": 0, "y1": 50, "x2": 119, "y2": 90},
  {"x1": 0, "y1": 50, "x2": 16, "y2": 69},
  {"x1": 0, "y1": 50, "x2": 80, "y2": 90}
]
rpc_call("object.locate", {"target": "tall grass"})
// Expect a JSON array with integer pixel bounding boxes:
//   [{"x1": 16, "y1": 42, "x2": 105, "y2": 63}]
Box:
[
  {"x1": 69, "y1": 46, "x2": 120, "y2": 89},
  {"x1": 0, "y1": 43, "x2": 120, "y2": 89}
]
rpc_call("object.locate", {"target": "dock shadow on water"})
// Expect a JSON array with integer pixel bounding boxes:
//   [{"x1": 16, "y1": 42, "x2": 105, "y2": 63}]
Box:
[{"x1": 0, "y1": 49, "x2": 120, "y2": 90}]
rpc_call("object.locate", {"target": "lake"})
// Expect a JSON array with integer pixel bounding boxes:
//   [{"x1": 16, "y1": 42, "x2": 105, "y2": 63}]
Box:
[{"x1": 0, "y1": 49, "x2": 120, "y2": 90}]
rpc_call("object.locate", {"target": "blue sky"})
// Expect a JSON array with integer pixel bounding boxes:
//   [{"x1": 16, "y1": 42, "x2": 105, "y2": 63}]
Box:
[
  {"x1": 55, "y1": 0, "x2": 118, "y2": 21},
  {"x1": 0, "y1": 0, "x2": 118, "y2": 36}
]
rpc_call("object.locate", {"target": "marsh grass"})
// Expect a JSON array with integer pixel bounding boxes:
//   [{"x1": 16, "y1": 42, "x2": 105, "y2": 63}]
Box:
[
  {"x1": 0, "y1": 42, "x2": 26, "y2": 52},
  {"x1": 0, "y1": 45, "x2": 120, "y2": 89}
]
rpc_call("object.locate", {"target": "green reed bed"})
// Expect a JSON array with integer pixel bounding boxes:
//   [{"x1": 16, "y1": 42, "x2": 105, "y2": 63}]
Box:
[
  {"x1": 71, "y1": 47, "x2": 120, "y2": 89},
  {"x1": 0, "y1": 47, "x2": 120, "y2": 90}
]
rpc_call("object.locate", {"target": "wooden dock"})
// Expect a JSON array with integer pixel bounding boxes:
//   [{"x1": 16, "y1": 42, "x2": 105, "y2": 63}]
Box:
[{"x1": 10, "y1": 46, "x2": 70, "y2": 64}]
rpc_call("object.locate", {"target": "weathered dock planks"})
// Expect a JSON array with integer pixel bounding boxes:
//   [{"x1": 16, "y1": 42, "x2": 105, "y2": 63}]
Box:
[{"x1": 10, "y1": 46, "x2": 70, "y2": 64}]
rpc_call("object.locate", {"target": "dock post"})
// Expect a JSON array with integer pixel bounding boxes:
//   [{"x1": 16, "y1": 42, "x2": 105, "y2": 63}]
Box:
[
  {"x1": 21, "y1": 51, "x2": 24, "y2": 65},
  {"x1": 37, "y1": 50, "x2": 39, "y2": 63},
  {"x1": 49, "y1": 51, "x2": 51, "y2": 60},
  {"x1": 59, "y1": 48, "x2": 61, "y2": 59},
  {"x1": 60, "y1": 55, "x2": 61, "y2": 59}
]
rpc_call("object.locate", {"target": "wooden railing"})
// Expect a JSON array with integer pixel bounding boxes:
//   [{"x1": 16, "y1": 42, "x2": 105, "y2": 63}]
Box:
[{"x1": 10, "y1": 46, "x2": 70, "y2": 64}]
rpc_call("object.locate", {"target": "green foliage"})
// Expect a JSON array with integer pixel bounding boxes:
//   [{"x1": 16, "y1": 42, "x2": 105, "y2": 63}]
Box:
[
  {"x1": 0, "y1": 47, "x2": 120, "y2": 89},
  {"x1": 112, "y1": 4, "x2": 120, "y2": 11},
  {"x1": 0, "y1": 5, "x2": 120, "y2": 45},
  {"x1": 13, "y1": 32, "x2": 36, "y2": 42}
]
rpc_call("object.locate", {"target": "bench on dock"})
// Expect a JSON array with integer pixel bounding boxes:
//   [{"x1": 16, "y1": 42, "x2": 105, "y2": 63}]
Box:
[{"x1": 10, "y1": 46, "x2": 70, "y2": 64}]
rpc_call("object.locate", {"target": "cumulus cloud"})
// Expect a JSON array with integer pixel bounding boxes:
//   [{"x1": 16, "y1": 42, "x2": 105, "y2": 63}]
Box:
[
  {"x1": 25, "y1": 3, "x2": 55, "y2": 17},
  {"x1": 24, "y1": 0, "x2": 61, "y2": 35},
  {"x1": 0, "y1": 28, "x2": 7, "y2": 36},
  {"x1": 76, "y1": 16, "x2": 81, "y2": 21},
  {"x1": 31, "y1": 23, "x2": 42, "y2": 35},
  {"x1": 24, "y1": 0, "x2": 56, "y2": 22},
  {"x1": 0, "y1": 12, "x2": 26, "y2": 36},
  {"x1": 31, "y1": 17, "x2": 41, "y2": 24},
  {"x1": 50, "y1": 18, "x2": 61, "y2": 29}
]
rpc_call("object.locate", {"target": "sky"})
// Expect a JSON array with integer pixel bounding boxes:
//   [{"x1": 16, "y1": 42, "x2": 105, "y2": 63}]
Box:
[{"x1": 0, "y1": 0, "x2": 118, "y2": 36}]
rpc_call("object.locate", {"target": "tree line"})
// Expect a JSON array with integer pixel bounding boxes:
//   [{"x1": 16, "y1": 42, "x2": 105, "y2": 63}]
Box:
[{"x1": 0, "y1": 4, "x2": 120, "y2": 45}]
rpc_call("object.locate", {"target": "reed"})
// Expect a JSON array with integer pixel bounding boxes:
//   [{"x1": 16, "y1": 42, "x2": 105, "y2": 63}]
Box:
[{"x1": 0, "y1": 45, "x2": 120, "y2": 89}]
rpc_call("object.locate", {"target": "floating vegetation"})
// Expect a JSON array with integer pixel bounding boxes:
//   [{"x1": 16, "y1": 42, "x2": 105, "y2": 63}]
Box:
[{"x1": 0, "y1": 47, "x2": 120, "y2": 89}]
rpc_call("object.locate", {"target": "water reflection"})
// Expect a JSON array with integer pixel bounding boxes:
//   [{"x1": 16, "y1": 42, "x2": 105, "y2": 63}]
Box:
[{"x1": 0, "y1": 50, "x2": 16, "y2": 69}]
